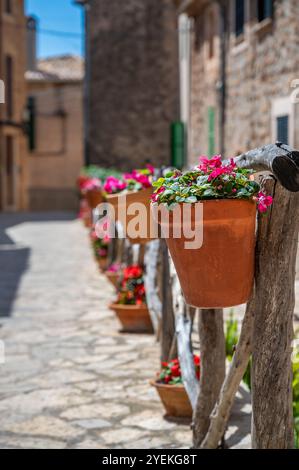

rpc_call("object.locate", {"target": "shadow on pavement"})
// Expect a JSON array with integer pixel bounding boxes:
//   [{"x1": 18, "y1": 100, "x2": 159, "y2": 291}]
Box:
[{"x1": 0, "y1": 211, "x2": 76, "y2": 318}]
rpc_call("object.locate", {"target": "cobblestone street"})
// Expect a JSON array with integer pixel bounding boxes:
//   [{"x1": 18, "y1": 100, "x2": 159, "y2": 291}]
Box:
[{"x1": 0, "y1": 213, "x2": 250, "y2": 449}]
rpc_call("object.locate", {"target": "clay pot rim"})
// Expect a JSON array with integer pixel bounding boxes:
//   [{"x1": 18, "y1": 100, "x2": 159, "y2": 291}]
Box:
[
  {"x1": 85, "y1": 188, "x2": 103, "y2": 193},
  {"x1": 109, "y1": 303, "x2": 148, "y2": 310},
  {"x1": 150, "y1": 379, "x2": 186, "y2": 390}
]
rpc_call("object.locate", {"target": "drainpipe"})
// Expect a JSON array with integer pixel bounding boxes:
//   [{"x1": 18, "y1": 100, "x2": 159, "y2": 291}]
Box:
[
  {"x1": 74, "y1": 0, "x2": 90, "y2": 167},
  {"x1": 178, "y1": 13, "x2": 191, "y2": 168}
]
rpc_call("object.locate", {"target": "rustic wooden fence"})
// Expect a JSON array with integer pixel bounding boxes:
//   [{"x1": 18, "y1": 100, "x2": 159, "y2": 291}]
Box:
[{"x1": 102, "y1": 142, "x2": 299, "y2": 449}]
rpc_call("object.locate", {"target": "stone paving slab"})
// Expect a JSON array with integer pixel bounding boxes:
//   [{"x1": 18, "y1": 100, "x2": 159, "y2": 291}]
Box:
[{"x1": 0, "y1": 212, "x2": 251, "y2": 449}]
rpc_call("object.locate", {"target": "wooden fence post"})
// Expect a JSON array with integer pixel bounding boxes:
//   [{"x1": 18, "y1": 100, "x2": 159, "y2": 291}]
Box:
[
  {"x1": 197, "y1": 144, "x2": 299, "y2": 448},
  {"x1": 161, "y1": 239, "x2": 177, "y2": 361},
  {"x1": 251, "y1": 178, "x2": 299, "y2": 448},
  {"x1": 193, "y1": 308, "x2": 226, "y2": 448}
]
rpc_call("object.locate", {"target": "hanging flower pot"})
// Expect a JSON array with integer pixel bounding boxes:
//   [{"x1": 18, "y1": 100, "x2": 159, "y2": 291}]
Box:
[
  {"x1": 105, "y1": 263, "x2": 122, "y2": 288},
  {"x1": 78, "y1": 177, "x2": 103, "y2": 209},
  {"x1": 110, "y1": 265, "x2": 153, "y2": 332},
  {"x1": 109, "y1": 303, "x2": 153, "y2": 333},
  {"x1": 118, "y1": 187, "x2": 157, "y2": 244},
  {"x1": 151, "y1": 156, "x2": 273, "y2": 309},
  {"x1": 151, "y1": 356, "x2": 200, "y2": 418},
  {"x1": 151, "y1": 382, "x2": 192, "y2": 418},
  {"x1": 104, "y1": 166, "x2": 157, "y2": 244},
  {"x1": 98, "y1": 257, "x2": 108, "y2": 272}
]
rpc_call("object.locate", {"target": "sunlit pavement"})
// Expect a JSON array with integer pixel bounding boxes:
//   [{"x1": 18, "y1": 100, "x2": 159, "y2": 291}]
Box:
[{"x1": 0, "y1": 213, "x2": 250, "y2": 449}]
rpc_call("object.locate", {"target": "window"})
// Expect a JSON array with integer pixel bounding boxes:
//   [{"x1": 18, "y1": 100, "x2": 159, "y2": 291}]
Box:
[
  {"x1": 235, "y1": 0, "x2": 245, "y2": 37},
  {"x1": 257, "y1": 0, "x2": 273, "y2": 22},
  {"x1": 276, "y1": 116, "x2": 289, "y2": 145},
  {"x1": 272, "y1": 97, "x2": 294, "y2": 148},
  {"x1": 208, "y1": 11, "x2": 215, "y2": 59},
  {"x1": 5, "y1": 0, "x2": 12, "y2": 14},
  {"x1": 5, "y1": 55, "x2": 13, "y2": 118}
]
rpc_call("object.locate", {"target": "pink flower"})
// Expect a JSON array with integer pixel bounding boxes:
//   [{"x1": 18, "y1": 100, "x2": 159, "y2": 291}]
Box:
[
  {"x1": 123, "y1": 170, "x2": 151, "y2": 189},
  {"x1": 257, "y1": 192, "x2": 273, "y2": 213},
  {"x1": 107, "y1": 263, "x2": 121, "y2": 273},
  {"x1": 146, "y1": 164, "x2": 155, "y2": 175},
  {"x1": 151, "y1": 186, "x2": 165, "y2": 203},
  {"x1": 82, "y1": 178, "x2": 101, "y2": 191},
  {"x1": 198, "y1": 155, "x2": 222, "y2": 172},
  {"x1": 90, "y1": 227, "x2": 98, "y2": 241},
  {"x1": 208, "y1": 167, "x2": 226, "y2": 181}
]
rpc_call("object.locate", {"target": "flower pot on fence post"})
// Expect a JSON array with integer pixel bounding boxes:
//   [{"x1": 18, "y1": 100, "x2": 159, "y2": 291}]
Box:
[
  {"x1": 109, "y1": 303, "x2": 154, "y2": 333},
  {"x1": 154, "y1": 199, "x2": 256, "y2": 308},
  {"x1": 150, "y1": 381, "x2": 192, "y2": 418},
  {"x1": 107, "y1": 188, "x2": 157, "y2": 244}
]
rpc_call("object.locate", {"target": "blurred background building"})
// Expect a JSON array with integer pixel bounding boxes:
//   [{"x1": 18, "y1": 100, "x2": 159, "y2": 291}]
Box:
[
  {"x1": 175, "y1": 0, "x2": 299, "y2": 164},
  {"x1": 1, "y1": 0, "x2": 299, "y2": 211},
  {"x1": 25, "y1": 16, "x2": 84, "y2": 211},
  {"x1": 0, "y1": 0, "x2": 27, "y2": 211},
  {"x1": 77, "y1": 0, "x2": 180, "y2": 170}
]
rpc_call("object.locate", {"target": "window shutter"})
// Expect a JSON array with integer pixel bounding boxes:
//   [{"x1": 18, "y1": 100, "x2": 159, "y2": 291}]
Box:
[
  {"x1": 258, "y1": 0, "x2": 273, "y2": 22},
  {"x1": 276, "y1": 115, "x2": 289, "y2": 145},
  {"x1": 171, "y1": 121, "x2": 185, "y2": 169}
]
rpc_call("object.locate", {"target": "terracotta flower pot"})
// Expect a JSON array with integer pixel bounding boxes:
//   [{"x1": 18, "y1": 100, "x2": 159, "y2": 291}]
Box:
[
  {"x1": 106, "y1": 271, "x2": 120, "y2": 288},
  {"x1": 86, "y1": 189, "x2": 104, "y2": 209},
  {"x1": 155, "y1": 199, "x2": 256, "y2": 308},
  {"x1": 107, "y1": 188, "x2": 156, "y2": 244},
  {"x1": 109, "y1": 303, "x2": 154, "y2": 333},
  {"x1": 83, "y1": 214, "x2": 92, "y2": 228},
  {"x1": 151, "y1": 381, "x2": 192, "y2": 418},
  {"x1": 98, "y1": 257, "x2": 108, "y2": 272}
]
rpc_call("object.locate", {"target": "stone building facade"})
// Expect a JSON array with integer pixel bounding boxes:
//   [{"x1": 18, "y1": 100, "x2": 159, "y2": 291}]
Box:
[
  {"x1": 0, "y1": 0, "x2": 27, "y2": 211},
  {"x1": 85, "y1": 0, "x2": 179, "y2": 170},
  {"x1": 26, "y1": 54, "x2": 84, "y2": 211},
  {"x1": 175, "y1": 0, "x2": 299, "y2": 165}
]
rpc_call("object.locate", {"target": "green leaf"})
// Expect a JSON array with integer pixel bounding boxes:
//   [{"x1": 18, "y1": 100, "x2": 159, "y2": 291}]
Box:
[{"x1": 185, "y1": 196, "x2": 198, "y2": 203}]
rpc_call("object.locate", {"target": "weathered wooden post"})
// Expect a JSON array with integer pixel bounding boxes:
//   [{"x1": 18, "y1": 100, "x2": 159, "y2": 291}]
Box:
[
  {"x1": 161, "y1": 240, "x2": 177, "y2": 361},
  {"x1": 198, "y1": 143, "x2": 299, "y2": 449},
  {"x1": 251, "y1": 178, "x2": 299, "y2": 448},
  {"x1": 193, "y1": 309, "x2": 226, "y2": 447}
]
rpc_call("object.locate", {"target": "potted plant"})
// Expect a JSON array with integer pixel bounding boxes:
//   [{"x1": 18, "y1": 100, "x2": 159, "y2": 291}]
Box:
[
  {"x1": 151, "y1": 155, "x2": 273, "y2": 308},
  {"x1": 151, "y1": 356, "x2": 200, "y2": 418},
  {"x1": 89, "y1": 226, "x2": 109, "y2": 272},
  {"x1": 77, "y1": 175, "x2": 92, "y2": 227},
  {"x1": 104, "y1": 165, "x2": 157, "y2": 244},
  {"x1": 109, "y1": 265, "x2": 153, "y2": 333},
  {"x1": 105, "y1": 263, "x2": 122, "y2": 288}
]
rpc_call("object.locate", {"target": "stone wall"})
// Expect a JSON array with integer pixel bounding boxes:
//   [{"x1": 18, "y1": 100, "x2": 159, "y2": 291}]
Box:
[
  {"x1": 88, "y1": 0, "x2": 179, "y2": 170},
  {"x1": 0, "y1": 0, "x2": 27, "y2": 211},
  {"x1": 26, "y1": 80, "x2": 83, "y2": 211},
  {"x1": 188, "y1": 0, "x2": 299, "y2": 165}
]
